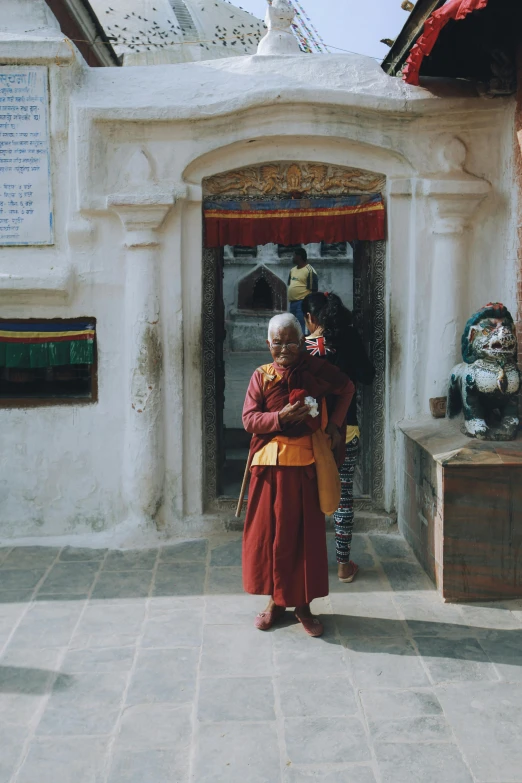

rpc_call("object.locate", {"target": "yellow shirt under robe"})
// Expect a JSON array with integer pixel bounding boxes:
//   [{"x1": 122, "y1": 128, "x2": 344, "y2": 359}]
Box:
[{"x1": 252, "y1": 434, "x2": 315, "y2": 467}]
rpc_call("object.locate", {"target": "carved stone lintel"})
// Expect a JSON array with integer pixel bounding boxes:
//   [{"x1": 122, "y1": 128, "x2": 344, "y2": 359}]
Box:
[{"x1": 204, "y1": 162, "x2": 386, "y2": 199}]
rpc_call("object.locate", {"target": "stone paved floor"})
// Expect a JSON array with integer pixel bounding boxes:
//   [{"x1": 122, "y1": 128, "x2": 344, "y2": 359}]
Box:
[{"x1": 1, "y1": 532, "x2": 522, "y2": 783}]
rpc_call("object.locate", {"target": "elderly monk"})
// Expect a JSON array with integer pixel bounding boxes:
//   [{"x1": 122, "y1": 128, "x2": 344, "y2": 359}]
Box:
[{"x1": 242, "y1": 313, "x2": 354, "y2": 637}]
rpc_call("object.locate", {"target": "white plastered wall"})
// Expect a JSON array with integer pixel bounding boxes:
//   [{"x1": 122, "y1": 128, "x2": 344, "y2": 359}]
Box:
[{"x1": 0, "y1": 41, "x2": 517, "y2": 539}]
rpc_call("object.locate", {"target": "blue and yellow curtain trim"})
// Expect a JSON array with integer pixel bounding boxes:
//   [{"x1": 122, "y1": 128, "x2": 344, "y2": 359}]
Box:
[
  {"x1": 0, "y1": 322, "x2": 95, "y2": 368},
  {"x1": 204, "y1": 194, "x2": 386, "y2": 247}
]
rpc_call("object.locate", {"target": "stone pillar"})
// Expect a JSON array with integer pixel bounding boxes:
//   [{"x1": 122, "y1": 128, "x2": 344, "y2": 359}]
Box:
[
  {"x1": 108, "y1": 192, "x2": 176, "y2": 527},
  {"x1": 423, "y1": 181, "x2": 490, "y2": 403},
  {"x1": 422, "y1": 140, "x2": 490, "y2": 407}
]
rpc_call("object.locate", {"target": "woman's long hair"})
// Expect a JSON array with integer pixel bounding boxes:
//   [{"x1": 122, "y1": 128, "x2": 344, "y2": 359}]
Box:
[{"x1": 302, "y1": 292, "x2": 353, "y2": 349}]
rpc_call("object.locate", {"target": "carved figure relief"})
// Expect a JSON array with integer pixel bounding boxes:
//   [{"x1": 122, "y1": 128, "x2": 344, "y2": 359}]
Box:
[
  {"x1": 448, "y1": 303, "x2": 521, "y2": 440},
  {"x1": 204, "y1": 163, "x2": 386, "y2": 199}
]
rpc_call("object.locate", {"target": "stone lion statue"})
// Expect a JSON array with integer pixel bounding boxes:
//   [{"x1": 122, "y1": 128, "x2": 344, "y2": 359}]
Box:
[{"x1": 448, "y1": 302, "x2": 520, "y2": 440}]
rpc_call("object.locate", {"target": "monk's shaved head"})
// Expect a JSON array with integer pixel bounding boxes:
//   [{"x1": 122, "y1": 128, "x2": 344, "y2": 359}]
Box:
[{"x1": 268, "y1": 313, "x2": 303, "y2": 341}]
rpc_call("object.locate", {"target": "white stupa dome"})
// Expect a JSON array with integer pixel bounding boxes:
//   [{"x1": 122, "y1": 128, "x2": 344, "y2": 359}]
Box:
[{"x1": 90, "y1": 0, "x2": 266, "y2": 65}]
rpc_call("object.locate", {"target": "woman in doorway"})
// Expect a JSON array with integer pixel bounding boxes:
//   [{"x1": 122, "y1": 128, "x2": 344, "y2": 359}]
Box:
[{"x1": 302, "y1": 292, "x2": 375, "y2": 584}]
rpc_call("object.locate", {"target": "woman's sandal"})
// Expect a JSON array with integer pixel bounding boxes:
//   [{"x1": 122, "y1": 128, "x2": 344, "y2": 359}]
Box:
[
  {"x1": 294, "y1": 610, "x2": 324, "y2": 638},
  {"x1": 254, "y1": 605, "x2": 286, "y2": 631},
  {"x1": 338, "y1": 561, "x2": 359, "y2": 584}
]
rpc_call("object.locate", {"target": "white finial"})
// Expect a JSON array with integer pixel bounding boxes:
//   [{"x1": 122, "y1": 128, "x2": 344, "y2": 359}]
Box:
[{"x1": 257, "y1": 0, "x2": 302, "y2": 56}]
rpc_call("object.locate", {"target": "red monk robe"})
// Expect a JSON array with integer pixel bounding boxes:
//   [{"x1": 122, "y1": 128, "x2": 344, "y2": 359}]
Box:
[{"x1": 242, "y1": 353, "x2": 354, "y2": 608}]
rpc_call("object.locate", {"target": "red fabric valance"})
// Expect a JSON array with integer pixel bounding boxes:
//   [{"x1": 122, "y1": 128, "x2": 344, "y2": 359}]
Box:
[
  {"x1": 403, "y1": 0, "x2": 489, "y2": 86},
  {"x1": 204, "y1": 195, "x2": 385, "y2": 248}
]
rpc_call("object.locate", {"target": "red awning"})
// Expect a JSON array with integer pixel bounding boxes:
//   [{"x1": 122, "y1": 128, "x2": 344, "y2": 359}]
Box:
[
  {"x1": 204, "y1": 195, "x2": 385, "y2": 248},
  {"x1": 403, "y1": 0, "x2": 490, "y2": 86}
]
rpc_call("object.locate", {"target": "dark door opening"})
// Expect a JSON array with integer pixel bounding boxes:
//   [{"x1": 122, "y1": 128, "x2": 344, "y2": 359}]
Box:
[
  {"x1": 252, "y1": 278, "x2": 274, "y2": 310},
  {"x1": 203, "y1": 240, "x2": 386, "y2": 514},
  {"x1": 216, "y1": 240, "x2": 357, "y2": 501}
]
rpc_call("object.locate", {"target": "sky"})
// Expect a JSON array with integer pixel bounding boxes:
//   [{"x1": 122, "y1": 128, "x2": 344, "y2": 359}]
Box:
[{"x1": 229, "y1": 0, "x2": 408, "y2": 60}]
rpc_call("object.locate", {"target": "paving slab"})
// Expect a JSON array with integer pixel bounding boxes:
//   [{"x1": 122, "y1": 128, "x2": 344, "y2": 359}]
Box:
[
  {"x1": 209, "y1": 538, "x2": 242, "y2": 566},
  {"x1": 6, "y1": 600, "x2": 84, "y2": 649},
  {"x1": 437, "y1": 682, "x2": 522, "y2": 782},
  {"x1": 201, "y1": 624, "x2": 273, "y2": 677},
  {"x1": 116, "y1": 703, "x2": 192, "y2": 751},
  {"x1": 153, "y1": 563, "x2": 205, "y2": 597},
  {"x1": 159, "y1": 540, "x2": 208, "y2": 563},
  {"x1": 59, "y1": 547, "x2": 107, "y2": 562},
  {"x1": 0, "y1": 569, "x2": 47, "y2": 592},
  {"x1": 0, "y1": 725, "x2": 29, "y2": 783},
  {"x1": 277, "y1": 676, "x2": 357, "y2": 718},
  {"x1": 0, "y1": 648, "x2": 65, "y2": 726},
  {"x1": 70, "y1": 602, "x2": 146, "y2": 649},
  {"x1": 16, "y1": 737, "x2": 110, "y2": 783},
  {"x1": 343, "y1": 637, "x2": 431, "y2": 689},
  {"x1": 206, "y1": 566, "x2": 244, "y2": 594},
  {"x1": 103, "y1": 550, "x2": 158, "y2": 571},
  {"x1": 126, "y1": 648, "x2": 198, "y2": 706},
  {"x1": 36, "y1": 671, "x2": 128, "y2": 736},
  {"x1": 0, "y1": 532, "x2": 519, "y2": 783},
  {"x1": 284, "y1": 716, "x2": 371, "y2": 765},
  {"x1": 141, "y1": 606, "x2": 204, "y2": 648},
  {"x1": 477, "y1": 629, "x2": 522, "y2": 682},
  {"x1": 39, "y1": 563, "x2": 100, "y2": 596},
  {"x1": 91, "y1": 570, "x2": 153, "y2": 600},
  {"x1": 283, "y1": 768, "x2": 377, "y2": 783},
  {"x1": 192, "y1": 721, "x2": 280, "y2": 783},
  {"x1": 414, "y1": 636, "x2": 499, "y2": 684},
  {"x1": 0, "y1": 547, "x2": 60, "y2": 570},
  {"x1": 198, "y1": 676, "x2": 275, "y2": 722},
  {"x1": 368, "y1": 714, "x2": 453, "y2": 743},
  {"x1": 108, "y1": 747, "x2": 187, "y2": 783},
  {"x1": 273, "y1": 624, "x2": 348, "y2": 678},
  {"x1": 374, "y1": 742, "x2": 474, "y2": 783}
]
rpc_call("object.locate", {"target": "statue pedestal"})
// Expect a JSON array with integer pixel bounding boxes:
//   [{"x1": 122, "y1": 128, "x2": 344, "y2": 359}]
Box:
[{"x1": 399, "y1": 419, "x2": 522, "y2": 602}]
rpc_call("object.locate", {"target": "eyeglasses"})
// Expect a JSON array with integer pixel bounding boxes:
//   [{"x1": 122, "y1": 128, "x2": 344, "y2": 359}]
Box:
[{"x1": 270, "y1": 341, "x2": 300, "y2": 351}]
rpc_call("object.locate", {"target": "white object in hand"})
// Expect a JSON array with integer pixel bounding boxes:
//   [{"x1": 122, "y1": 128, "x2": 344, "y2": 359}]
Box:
[{"x1": 305, "y1": 396, "x2": 319, "y2": 418}]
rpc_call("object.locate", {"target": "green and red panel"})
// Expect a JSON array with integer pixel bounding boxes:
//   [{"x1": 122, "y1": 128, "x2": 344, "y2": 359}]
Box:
[{"x1": 0, "y1": 322, "x2": 95, "y2": 368}]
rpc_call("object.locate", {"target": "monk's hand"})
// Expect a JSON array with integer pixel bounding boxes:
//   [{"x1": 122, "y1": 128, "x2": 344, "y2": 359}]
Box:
[
  {"x1": 326, "y1": 421, "x2": 342, "y2": 451},
  {"x1": 279, "y1": 401, "x2": 311, "y2": 427}
]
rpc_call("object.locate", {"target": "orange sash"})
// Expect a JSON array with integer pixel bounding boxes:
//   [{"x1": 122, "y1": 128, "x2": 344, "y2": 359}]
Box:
[{"x1": 311, "y1": 400, "x2": 341, "y2": 515}]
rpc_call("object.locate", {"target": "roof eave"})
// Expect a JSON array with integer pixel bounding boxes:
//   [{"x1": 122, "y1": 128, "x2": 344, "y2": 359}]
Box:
[
  {"x1": 45, "y1": 0, "x2": 121, "y2": 66},
  {"x1": 381, "y1": 0, "x2": 444, "y2": 76}
]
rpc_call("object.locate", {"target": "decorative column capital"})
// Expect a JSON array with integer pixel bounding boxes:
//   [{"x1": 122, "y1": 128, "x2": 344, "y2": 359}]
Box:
[
  {"x1": 107, "y1": 185, "x2": 187, "y2": 247},
  {"x1": 420, "y1": 136, "x2": 491, "y2": 234},
  {"x1": 422, "y1": 177, "x2": 491, "y2": 234}
]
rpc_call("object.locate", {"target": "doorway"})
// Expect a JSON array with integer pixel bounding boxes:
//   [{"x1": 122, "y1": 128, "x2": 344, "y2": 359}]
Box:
[{"x1": 201, "y1": 162, "x2": 386, "y2": 515}]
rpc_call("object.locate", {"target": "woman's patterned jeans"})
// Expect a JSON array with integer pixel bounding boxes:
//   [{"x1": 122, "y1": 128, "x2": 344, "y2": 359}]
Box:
[{"x1": 333, "y1": 436, "x2": 359, "y2": 564}]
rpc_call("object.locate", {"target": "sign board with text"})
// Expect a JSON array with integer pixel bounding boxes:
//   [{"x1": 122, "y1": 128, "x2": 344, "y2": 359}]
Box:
[{"x1": 0, "y1": 66, "x2": 53, "y2": 245}]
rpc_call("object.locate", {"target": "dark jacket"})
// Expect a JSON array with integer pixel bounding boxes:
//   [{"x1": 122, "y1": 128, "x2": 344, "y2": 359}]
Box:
[{"x1": 305, "y1": 325, "x2": 375, "y2": 426}]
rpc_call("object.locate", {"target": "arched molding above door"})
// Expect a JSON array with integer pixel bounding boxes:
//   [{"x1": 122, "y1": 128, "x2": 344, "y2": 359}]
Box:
[{"x1": 182, "y1": 134, "x2": 413, "y2": 191}]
